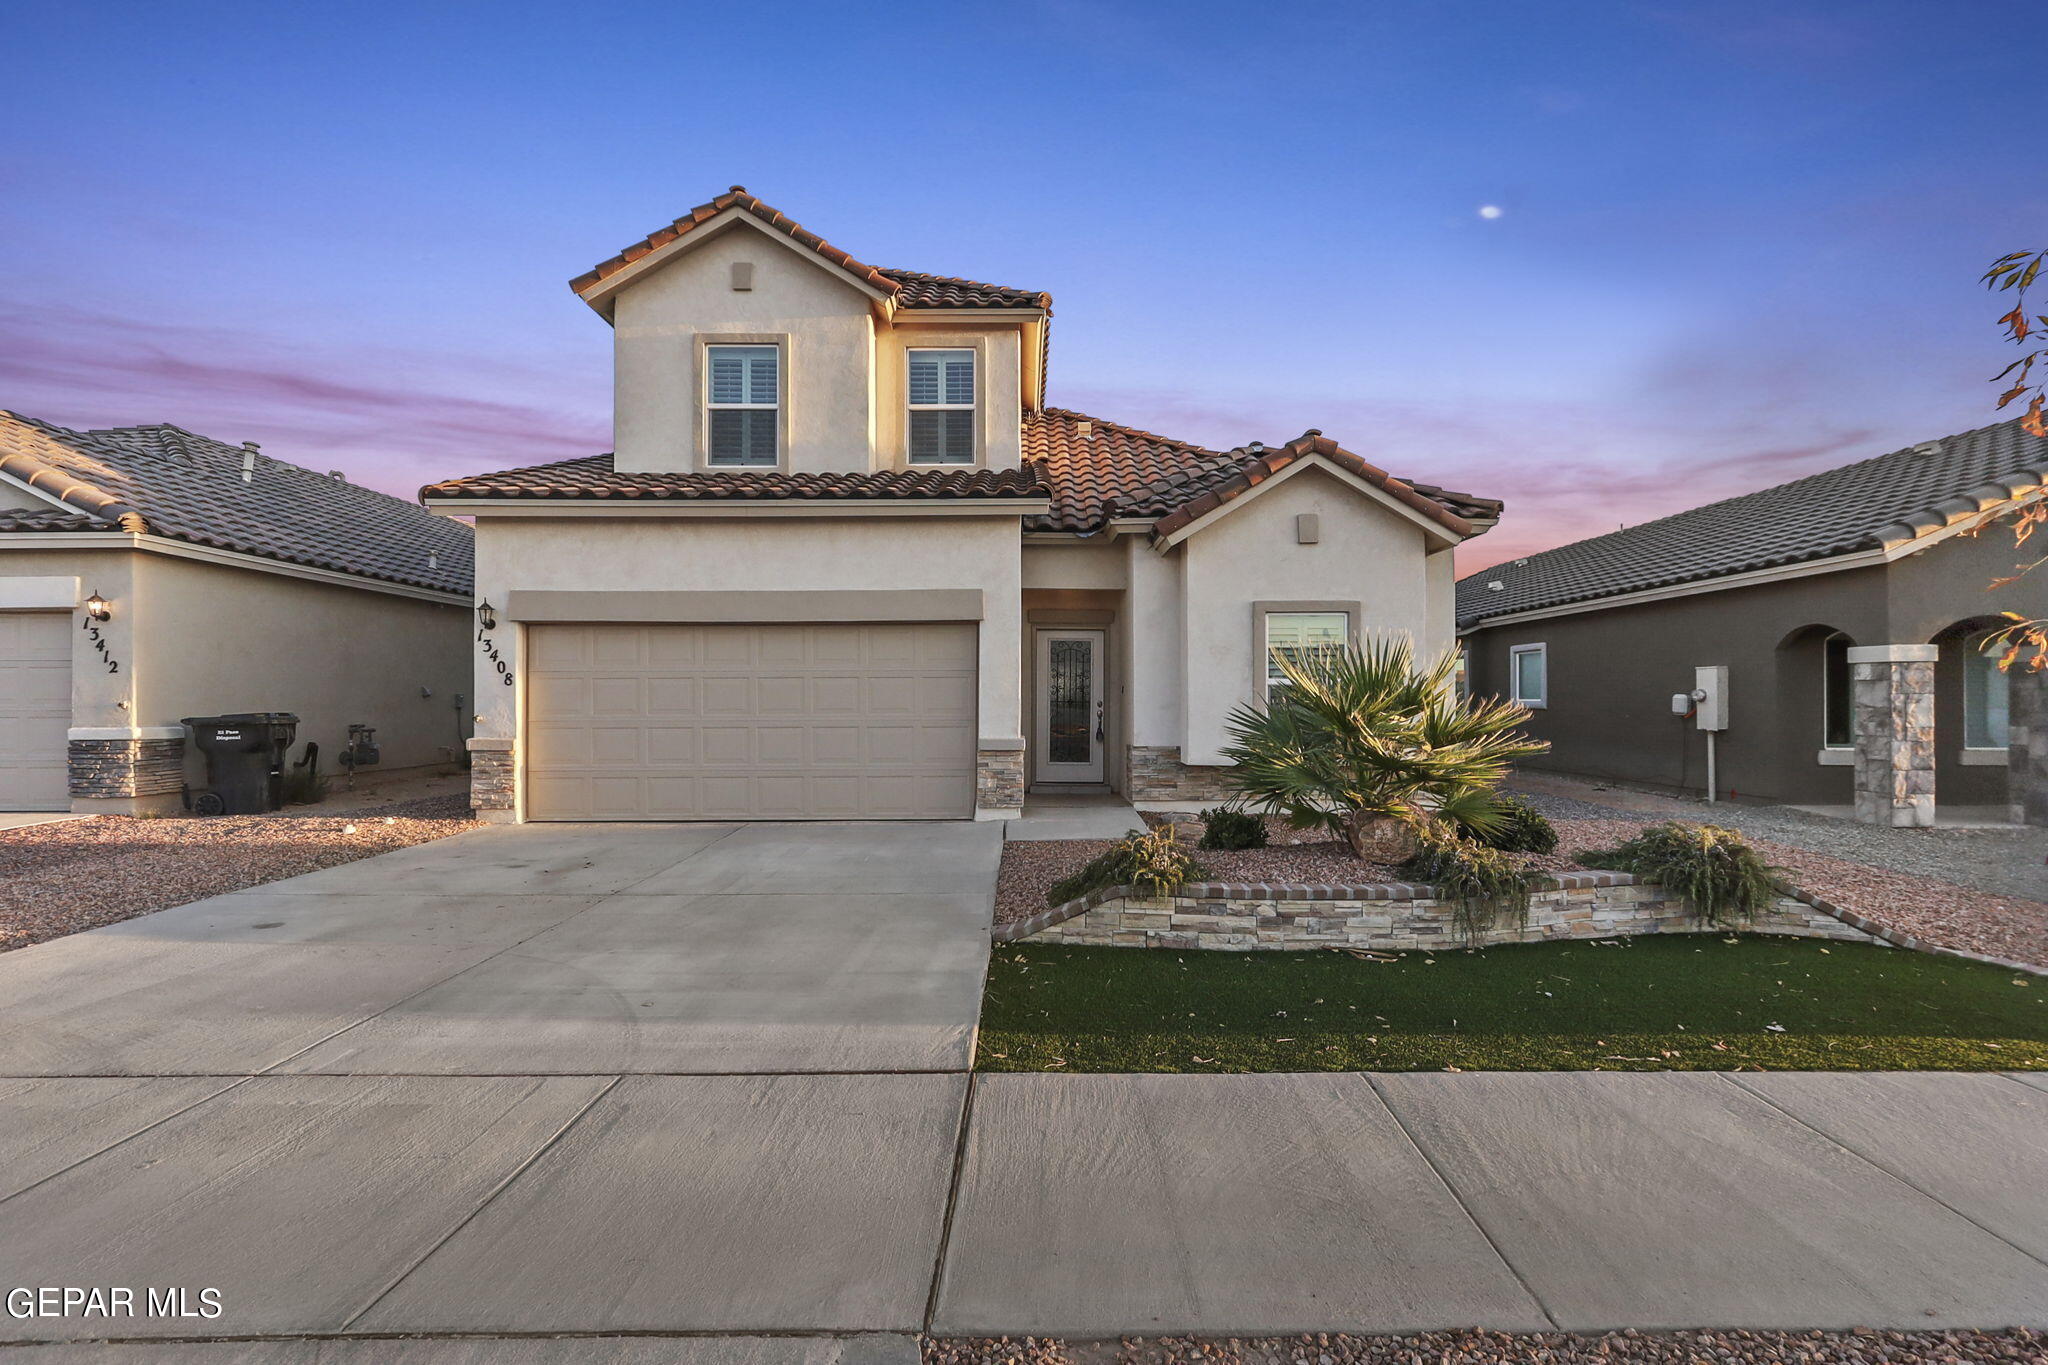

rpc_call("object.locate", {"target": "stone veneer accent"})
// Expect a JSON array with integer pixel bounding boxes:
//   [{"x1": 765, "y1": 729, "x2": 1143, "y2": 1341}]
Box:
[
  {"x1": 1850, "y1": 645, "x2": 1936, "y2": 828},
  {"x1": 1126, "y1": 745, "x2": 1235, "y2": 803},
  {"x1": 467, "y1": 741, "x2": 516, "y2": 813},
  {"x1": 976, "y1": 747, "x2": 1025, "y2": 812},
  {"x1": 2011, "y1": 664, "x2": 2048, "y2": 827},
  {"x1": 999, "y1": 871, "x2": 1879, "y2": 952},
  {"x1": 68, "y1": 737, "x2": 185, "y2": 800}
]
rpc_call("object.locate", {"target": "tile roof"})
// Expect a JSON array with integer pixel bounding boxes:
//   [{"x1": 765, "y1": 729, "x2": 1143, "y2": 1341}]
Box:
[
  {"x1": 422, "y1": 409, "x2": 1498, "y2": 543},
  {"x1": 571, "y1": 187, "x2": 1050, "y2": 311},
  {"x1": 0, "y1": 411, "x2": 474, "y2": 595},
  {"x1": 1023, "y1": 408, "x2": 1500, "y2": 537},
  {"x1": 420, "y1": 456, "x2": 1049, "y2": 503},
  {"x1": 1456, "y1": 416, "x2": 2048, "y2": 627}
]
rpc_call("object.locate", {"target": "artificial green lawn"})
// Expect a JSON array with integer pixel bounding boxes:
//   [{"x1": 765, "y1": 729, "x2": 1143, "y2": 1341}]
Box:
[{"x1": 976, "y1": 935, "x2": 2047, "y2": 1073}]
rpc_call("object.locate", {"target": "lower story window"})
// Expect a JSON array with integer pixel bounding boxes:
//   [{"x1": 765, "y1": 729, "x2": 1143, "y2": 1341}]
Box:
[
  {"x1": 1509, "y1": 642, "x2": 1547, "y2": 708},
  {"x1": 1964, "y1": 639, "x2": 2011, "y2": 748},
  {"x1": 1823, "y1": 632, "x2": 1852, "y2": 748},
  {"x1": 1265, "y1": 611, "x2": 1349, "y2": 688}
]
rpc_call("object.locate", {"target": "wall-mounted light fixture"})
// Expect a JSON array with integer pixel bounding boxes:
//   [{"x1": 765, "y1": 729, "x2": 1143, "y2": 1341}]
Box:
[
  {"x1": 477, "y1": 599, "x2": 498, "y2": 632},
  {"x1": 84, "y1": 589, "x2": 111, "y2": 622}
]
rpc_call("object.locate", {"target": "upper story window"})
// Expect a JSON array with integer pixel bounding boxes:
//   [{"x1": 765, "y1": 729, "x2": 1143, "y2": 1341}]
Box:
[
  {"x1": 1266, "y1": 611, "x2": 1349, "y2": 689},
  {"x1": 707, "y1": 345, "x2": 779, "y2": 466},
  {"x1": 1964, "y1": 639, "x2": 2011, "y2": 749},
  {"x1": 1509, "y1": 642, "x2": 1547, "y2": 709},
  {"x1": 908, "y1": 349, "x2": 976, "y2": 464}
]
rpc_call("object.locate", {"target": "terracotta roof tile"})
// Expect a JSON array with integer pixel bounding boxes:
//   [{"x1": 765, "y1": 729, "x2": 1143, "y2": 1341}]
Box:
[
  {"x1": 421, "y1": 456, "x2": 1049, "y2": 503},
  {"x1": 571, "y1": 187, "x2": 1049, "y2": 310},
  {"x1": 1023, "y1": 408, "x2": 1498, "y2": 537},
  {"x1": 420, "y1": 411, "x2": 1494, "y2": 539},
  {"x1": 1456, "y1": 416, "x2": 2048, "y2": 626},
  {"x1": 0, "y1": 412, "x2": 473, "y2": 594}
]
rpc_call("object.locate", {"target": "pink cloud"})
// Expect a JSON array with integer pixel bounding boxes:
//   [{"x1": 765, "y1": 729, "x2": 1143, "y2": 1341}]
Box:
[{"x1": 0, "y1": 304, "x2": 609, "y2": 500}]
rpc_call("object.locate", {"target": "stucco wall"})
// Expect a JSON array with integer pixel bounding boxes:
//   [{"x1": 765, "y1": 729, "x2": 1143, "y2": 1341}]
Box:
[
  {"x1": 1463, "y1": 527, "x2": 2042, "y2": 806},
  {"x1": 470, "y1": 514, "x2": 1024, "y2": 811},
  {"x1": 1, "y1": 546, "x2": 469, "y2": 797},
  {"x1": 612, "y1": 225, "x2": 877, "y2": 475},
  {"x1": 131, "y1": 554, "x2": 471, "y2": 781},
  {"x1": 607, "y1": 222, "x2": 1028, "y2": 477},
  {"x1": 1179, "y1": 469, "x2": 1436, "y2": 763}
]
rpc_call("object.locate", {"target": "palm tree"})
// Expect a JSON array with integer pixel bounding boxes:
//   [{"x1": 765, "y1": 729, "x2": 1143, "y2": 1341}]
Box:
[{"x1": 1219, "y1": 636, "x2": 1548, "y2": 860}]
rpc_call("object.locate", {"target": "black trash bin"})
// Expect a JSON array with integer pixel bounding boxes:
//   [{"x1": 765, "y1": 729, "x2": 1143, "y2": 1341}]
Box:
[{"x1": 182, "y1": 713, "x2": 300, "y2": 815}]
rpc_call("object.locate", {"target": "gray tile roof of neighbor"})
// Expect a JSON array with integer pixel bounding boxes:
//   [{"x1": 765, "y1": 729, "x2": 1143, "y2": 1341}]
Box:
[
  {"x1": 1457, "y1": 416, "x2": 2048, "y2": 627},
  {"x1": 0, "y1": 411, "x2": 474, "y2": 595}
]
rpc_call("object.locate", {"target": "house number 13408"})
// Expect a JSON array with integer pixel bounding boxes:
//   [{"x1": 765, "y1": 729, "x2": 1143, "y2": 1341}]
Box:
[{"x1": 477, "y1": 629, "x2": 513, "y2": 685}]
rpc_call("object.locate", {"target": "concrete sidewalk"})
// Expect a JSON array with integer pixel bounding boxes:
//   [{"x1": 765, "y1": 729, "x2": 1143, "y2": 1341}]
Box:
[{"x1": 3, "y1": 825, "x2": 2047, "y2": 1349}]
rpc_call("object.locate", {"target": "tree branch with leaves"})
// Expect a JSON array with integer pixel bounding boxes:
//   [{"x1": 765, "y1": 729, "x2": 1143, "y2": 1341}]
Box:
[{"x1": 1975, "y1": 251, "x2": 2048, "y2": 670}]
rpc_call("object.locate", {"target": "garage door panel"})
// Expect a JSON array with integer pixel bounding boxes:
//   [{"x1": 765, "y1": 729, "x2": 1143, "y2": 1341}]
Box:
[
  {"x1": 526, "y1": 622, "x2": 974, "y2": 820},
  {"x1": 590, "y1": 677, "x2": 642, "y2": 715},
  {"x1": 701, "y1": 726, "x2": 751, "y2": 765},
  {"x1": 757, "y1": 676, "x2": 806, "y2": 714},
  {"x1": 646, "y1": 727, "x2": 699, "y2": 765},
  {"x1": 0, "y1": 612, "x2": 72, "y2": 811}
]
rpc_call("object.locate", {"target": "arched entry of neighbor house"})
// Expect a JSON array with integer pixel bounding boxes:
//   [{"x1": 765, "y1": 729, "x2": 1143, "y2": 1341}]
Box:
[
  {"x1": 1775, "y1": 624, "x2": 1856, "y2": 805},
  {"x1": 1929, "y1": 617, "x2": 2012, "y2": 818}
]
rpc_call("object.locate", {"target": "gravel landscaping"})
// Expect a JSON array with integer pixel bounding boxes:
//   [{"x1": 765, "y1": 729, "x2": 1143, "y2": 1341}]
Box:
[
  {"x1": 1515, "y1": 790, "x2": 2048, "y2": 970},
  {"x1": 925, "y1": 1327, "x2": 2043, "y2": 1365},
  {"x1": 0, "y1": 793, "x2": 478, "y2": 952}
]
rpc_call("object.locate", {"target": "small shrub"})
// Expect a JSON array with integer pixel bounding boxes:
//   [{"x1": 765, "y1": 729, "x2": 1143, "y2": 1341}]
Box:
[
  {"x1": 282, "y1": 762, "x2": 328, "y2": 806},
  {"x1": 1579, "y1": 821, "x2": 1779, "y2": 927},
  {"x1": 1398, "y1": 823, "x2": 1536, "y2": 944},
  {"x1": 1466, "y1": 795, "x2": 1558, "y2": 854},
  {"x1": 1046, "y1": 826, "x2": 1210, "y2": 908},
  {"x1": 1196, "y1": 806, "x2": 1268, "y2": 851}
]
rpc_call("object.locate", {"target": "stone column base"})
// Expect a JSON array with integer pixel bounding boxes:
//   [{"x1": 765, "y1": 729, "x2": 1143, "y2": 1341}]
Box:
[
  {"x1": 1849, "y1": 645, "x2": 1936, "y2": 827},
  {"x1": 68, "y1": 733, "x2": 186, "y2": 815},
  {"x1": 1127, "y1": 745, "x2": 1236, "y2": 804},
  {"x1": 467, "y1": 737, "x2": 516, "y2": 821},
  {"x1": 976, "y1": 744, "x2": 1025, "y2": 817},
  {"x1": 2012, "y1": 664, "x2": 2048, "y2": 827}
]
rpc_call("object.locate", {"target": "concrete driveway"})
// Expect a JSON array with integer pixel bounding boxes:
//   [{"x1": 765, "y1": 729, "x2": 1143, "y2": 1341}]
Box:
[
  {"x1": 4, "y1": 821, "x2": 2048, "y2": 1351},
  {"x1": 0, "y1": 820, "x2": 1001, "y2": 1077}
]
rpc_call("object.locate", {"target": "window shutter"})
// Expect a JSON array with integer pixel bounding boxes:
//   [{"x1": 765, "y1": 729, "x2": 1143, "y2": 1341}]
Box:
[
  {"x1": 943, "y1": 409, "x2": 974, "y2": 461},
  {"x1": 710, "y1": 409, "x2": 745, "y2": 463},
  {"x1": 745, "y1": 349, "x2": 777, "y2": 405},
  {"x1": 909, "y1": 353, "x2": 940, "y2": 406},
  {"x1": 709, "y1": 353, "x2": 746, "y2": 405},
  {"x1": 943, "y1": 353, "x2": 974, "y2": 405}
]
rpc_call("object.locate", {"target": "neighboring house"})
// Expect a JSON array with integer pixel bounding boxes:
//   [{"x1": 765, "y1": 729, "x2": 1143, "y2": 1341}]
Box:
[
  {"x1": 422, "y1": 187, "x2": 1500, "y2": 823},
  {"x1": 0, "y1": 412, "x2": 475, "y2": 813},
  {"x1": 1457, "y1": 418, "x2": 2048, "y2": 828}
]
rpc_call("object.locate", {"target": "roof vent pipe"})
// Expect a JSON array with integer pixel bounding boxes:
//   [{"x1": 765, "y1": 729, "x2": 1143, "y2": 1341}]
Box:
[{"x1": 241, "y1": 442, "x2": 259, "y2": 483}]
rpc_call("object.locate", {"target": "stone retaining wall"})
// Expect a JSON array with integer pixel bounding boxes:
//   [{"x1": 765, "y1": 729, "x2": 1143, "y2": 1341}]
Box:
[{"x1": 999, "y1": 871, "x2": 1879, "y2": 951}]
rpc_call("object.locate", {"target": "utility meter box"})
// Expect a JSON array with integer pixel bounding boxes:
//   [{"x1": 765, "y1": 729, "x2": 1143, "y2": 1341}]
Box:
[{"x1": 1693, "y1": 665, "x2": 1729, "y2": 731}]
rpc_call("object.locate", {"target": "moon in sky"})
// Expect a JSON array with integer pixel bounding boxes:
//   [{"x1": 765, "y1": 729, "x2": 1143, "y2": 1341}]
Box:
[{"x1": 1478, "y1": 204, "x2": 1504, "y2": 219}]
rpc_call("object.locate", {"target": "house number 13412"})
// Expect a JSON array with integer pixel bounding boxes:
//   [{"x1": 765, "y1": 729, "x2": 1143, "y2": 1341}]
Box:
[
  {"x1": 81, "y1": 617, "x2": 121, "y2": 674},
  {"x1": 477, "y1": 629, "x2": 513, "y2": 685}
]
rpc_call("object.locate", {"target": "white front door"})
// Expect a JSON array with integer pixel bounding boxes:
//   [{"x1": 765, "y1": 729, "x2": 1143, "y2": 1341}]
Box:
[{"x1": 1034, "y1": 629, "x2": 1104, "y2": 784}]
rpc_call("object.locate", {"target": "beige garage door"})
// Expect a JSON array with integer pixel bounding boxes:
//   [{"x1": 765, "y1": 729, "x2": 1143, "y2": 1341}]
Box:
[
  {"x1": 524, "y1": 622, "x2": 977, "y2": 820},
  {"x1": 0, "y1": 611, "x2": 72, "y2": 811}
]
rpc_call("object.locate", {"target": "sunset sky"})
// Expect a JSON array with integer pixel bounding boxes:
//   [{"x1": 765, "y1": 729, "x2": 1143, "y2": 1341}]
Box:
[{"x1": 2, "y1": 0, "x2": 2027, "y2": 571}]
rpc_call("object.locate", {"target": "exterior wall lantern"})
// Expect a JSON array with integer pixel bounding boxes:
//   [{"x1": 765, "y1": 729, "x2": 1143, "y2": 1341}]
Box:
[
  {"x1": 84, "y1": 589, "x2": 111, "y2": 622},
  {"x1": 477, "y1": 599, "x2": 498, "y2": 631}
]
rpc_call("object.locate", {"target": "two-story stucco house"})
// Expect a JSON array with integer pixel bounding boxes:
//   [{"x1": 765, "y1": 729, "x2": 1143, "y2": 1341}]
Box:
[{"x1": 424, "y1": 188, "x2": 1501, "y2": 823}]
